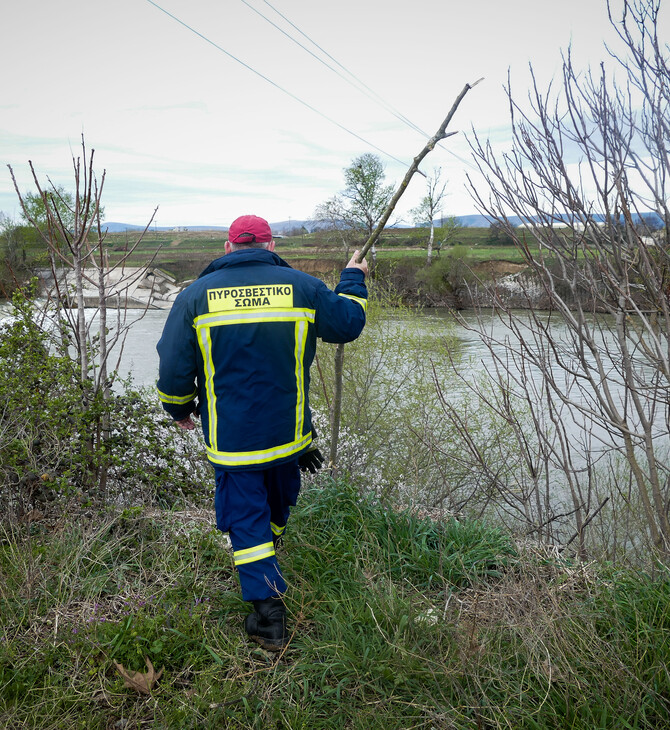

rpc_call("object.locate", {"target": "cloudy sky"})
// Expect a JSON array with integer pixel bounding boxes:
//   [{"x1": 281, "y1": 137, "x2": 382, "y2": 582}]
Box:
[{"x1": 1, "y1": 0, "x2": 632, "y2": 228}]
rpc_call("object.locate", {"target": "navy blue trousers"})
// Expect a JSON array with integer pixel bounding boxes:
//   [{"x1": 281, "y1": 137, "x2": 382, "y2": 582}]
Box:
[{"x1": 213, "y1": 460, "x2": 301, "y2": 601}]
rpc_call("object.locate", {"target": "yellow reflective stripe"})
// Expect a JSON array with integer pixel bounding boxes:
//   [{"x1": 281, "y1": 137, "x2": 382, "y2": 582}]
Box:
[
  {"x1": 157, "y1": 387, "x2": 197, "y2": 405},
  {"x1": 193, "y1": 307, "x2": 315, "y2": 462},
  {"x1": 194, "y1": 308, "x2": 316, "y2": 328},
  {"x1": 196, "y1": 326, "x2": 218, "y2": 452},
  {"x1": 338, "y1": 293, "x2": 368, "y2": 312},
  {"x1": 270, "y1": 522, "x2": 286, "y2": 536},
  {"x1": 206, "y1": 431, "x2": 312, "y2": 467},
  {"x1": 234, "y1": 542, "x2": 275, "y2": 566},
  {"x1": 294, "y1": 319, "x2": 307, "y2": 441}
]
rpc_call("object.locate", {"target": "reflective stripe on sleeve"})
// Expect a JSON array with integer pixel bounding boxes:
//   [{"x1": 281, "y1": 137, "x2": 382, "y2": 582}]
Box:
[
  {"x1": 157, "y1": 387, "x2": 197, "y2": 405},
  {"x1": 270, "y1": 522, "x2": 286, "y2": 537},
  {"x1": 338, "y1": 293, "x2": 368, "y2": 311},
  {"x1": 233, "y1": 541, "x2": 275, "y2": 566}
]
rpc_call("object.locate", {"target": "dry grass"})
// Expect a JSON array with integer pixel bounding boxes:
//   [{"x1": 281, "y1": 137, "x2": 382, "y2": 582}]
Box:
[{"x1": 1, "y1": 487, "x2": 670, "y2": 729}]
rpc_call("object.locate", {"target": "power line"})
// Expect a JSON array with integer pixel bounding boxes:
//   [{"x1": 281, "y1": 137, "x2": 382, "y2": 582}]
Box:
[
  {"x1": 254, "y1": 0, "x2": 478, "y2": 171},
  {"x1": 245, "y1": 0, "x2": 427, "y2": 138},
  {"x1": 143, "y1": 0, "x2": 412, "y2": 168}
]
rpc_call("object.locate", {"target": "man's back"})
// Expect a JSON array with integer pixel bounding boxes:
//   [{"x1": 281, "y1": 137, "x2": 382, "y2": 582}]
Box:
[{"x1": 157, "y1": 247, "x2": 367, "y2": 469}]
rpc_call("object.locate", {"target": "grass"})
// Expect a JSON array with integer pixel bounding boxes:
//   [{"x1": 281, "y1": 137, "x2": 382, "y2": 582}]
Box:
[
  {"x1": 1, "y1": 480, "x2": 669, "y2": 729},
  {"x1": 2, "y1": 226, "x2": 535, "y2": 290},
  {"x1": 100, "y1": 228, "x2": 533, "y2": 268}
]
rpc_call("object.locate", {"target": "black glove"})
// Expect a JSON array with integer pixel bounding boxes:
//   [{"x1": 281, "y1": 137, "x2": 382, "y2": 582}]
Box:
[{"x1": 298, "y1": 445, "x2": 324, "y2": 474}]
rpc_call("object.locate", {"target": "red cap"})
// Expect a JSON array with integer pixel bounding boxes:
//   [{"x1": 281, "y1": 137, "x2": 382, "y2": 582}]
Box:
[{"x1": 228, "y1": 215, "x2": 273, "y2": 244}]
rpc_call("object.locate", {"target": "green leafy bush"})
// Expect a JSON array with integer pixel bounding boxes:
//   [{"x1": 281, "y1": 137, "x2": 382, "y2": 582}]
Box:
[
  {"x1": 414, "y1": 244, "x2": 475, "y2": 296},
  {"x1": 0, "y1": 287, "x2": 210, "y2": 519}
]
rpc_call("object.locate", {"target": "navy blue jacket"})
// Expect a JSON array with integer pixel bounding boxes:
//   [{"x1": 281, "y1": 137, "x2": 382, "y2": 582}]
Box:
[{"x1": 156, "y1": 248, "x2": 367, "y2": 469}]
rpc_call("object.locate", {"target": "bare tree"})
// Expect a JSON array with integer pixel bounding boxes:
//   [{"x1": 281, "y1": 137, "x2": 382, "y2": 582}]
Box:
[
  {"x1": 459, "y1": 0, "x2": 670, "y2": 559},
  {"x1": 410, "y1": 167, "x2": 448, "y2": 265},
  {"x1": 8, "y1": 137, "x2": 158, "y2": 400},
  {"x1": 8, "y1": 137, "x2": 158, "y2": 496},
  {"x1": 312, "y1": 197, "x2": 358, "y2": 262},
  {"x1": 19, "y1": 185, "x2": 103, "y2": 232}
]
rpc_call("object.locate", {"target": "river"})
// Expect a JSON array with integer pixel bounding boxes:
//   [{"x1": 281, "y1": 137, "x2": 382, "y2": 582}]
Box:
[
  {"x1": 3, "y1": 299, "x2": 667, "y2": 550},
  {"x1": 105, "y1": 307, "x2": 661, "y2": 463},
  {"x1": 0, "y1": 301, "x2": 647, "y2": 398},
  {"x1": 93, "y1": 307, "x2": 529, "y2": 389},
  {"x1": 1, "y1": 300, "x2": 665, "y2": 455}
]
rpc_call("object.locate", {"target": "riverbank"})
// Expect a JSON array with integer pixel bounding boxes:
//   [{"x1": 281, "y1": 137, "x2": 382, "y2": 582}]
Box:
[
  {"x1": 23, "y1": 255, "x2": 533, "y2": 312},
  {"x1": 2, "y1": 479, "x2": 669, "y2": 729},
  {"x1": 92, "y1": 226, "x2": 537, "y2": 310}
]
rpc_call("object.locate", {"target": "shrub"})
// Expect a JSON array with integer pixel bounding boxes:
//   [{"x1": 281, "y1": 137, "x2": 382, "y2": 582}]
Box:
[
  {"x1": 310, "y1": 286, "x2": 475, "y2": 507},
  {"x1": 0, "y1": 287, "x2": 210, "y2": 520},
  {"x1": 414, "y1": 245, "x2": 475, "y2": 298}
]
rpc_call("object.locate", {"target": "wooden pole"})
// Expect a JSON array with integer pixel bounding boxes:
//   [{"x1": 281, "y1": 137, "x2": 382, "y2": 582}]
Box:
[{"x1": 328, "y1": 79, "x2": 483, "y2": 474}]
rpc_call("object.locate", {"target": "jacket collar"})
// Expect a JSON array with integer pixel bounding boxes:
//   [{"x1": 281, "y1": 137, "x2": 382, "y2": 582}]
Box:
[{"x1": 198, "y1": 248, "x2": 292, "y2": 279}]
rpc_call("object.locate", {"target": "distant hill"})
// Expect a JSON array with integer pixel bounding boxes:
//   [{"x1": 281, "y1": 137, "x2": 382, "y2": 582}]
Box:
[
  {"x1": 103, "y1": 216, "x2": 494, "y2": 234},
  {"x1": 103, "y1": 212, "x2": 662, "y2": 234},
  {"x1": 451, "y1": 215, "x2": 493, "y2": 228}
]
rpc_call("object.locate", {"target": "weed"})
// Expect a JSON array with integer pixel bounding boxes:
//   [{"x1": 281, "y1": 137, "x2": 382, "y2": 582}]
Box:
[{"x1": 1, "y1": 476, "x2": 669, "y2": 728}]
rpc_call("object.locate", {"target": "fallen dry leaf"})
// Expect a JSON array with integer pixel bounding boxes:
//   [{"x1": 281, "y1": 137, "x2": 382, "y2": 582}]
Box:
[{"x1": 114, "y1": 657, "x2": 164, "y2": 695}]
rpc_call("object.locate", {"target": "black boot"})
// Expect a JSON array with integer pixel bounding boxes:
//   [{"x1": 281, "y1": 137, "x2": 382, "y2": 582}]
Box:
[{"x1": 244, "y1": 597, "x2": 289, "y2": 651}]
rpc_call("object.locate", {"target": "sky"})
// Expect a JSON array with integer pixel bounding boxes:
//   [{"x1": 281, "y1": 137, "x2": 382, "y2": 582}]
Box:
[{"x1": 0, "y1": 0, "x2": 632, "y2": 229}]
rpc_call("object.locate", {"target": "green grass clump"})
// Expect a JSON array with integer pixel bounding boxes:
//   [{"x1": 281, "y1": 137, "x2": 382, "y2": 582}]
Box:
[{"x1": 1, "y1": 480, "x2": 669, "y2": 729}]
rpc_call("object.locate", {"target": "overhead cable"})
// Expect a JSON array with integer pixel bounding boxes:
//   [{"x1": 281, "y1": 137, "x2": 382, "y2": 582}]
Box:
[
  {"x1": 144, "y1": 0, "x2": 411, "y2": 168},
  {"x1": 255, "y1": 0, "x2": 478, "y2": 170},
  {"x1": 245, "y1": 0, "x2": 427, "y2": 138}
]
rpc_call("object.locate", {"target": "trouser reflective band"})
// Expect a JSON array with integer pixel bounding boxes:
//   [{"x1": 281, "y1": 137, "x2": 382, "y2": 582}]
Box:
[
  {"x1": 234, "y1": 542, "x2": 275, "y2": 566},
  {"x1": 270, "y1": 522, "x2": 286, "y2": 537}
]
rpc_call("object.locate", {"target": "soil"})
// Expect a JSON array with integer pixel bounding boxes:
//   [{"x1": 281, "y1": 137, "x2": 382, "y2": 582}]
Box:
[
  {"x1": 289, "y1": 257, "x2": 345, "y2": 275},
  {"x1": 472, "y1": 260, "x2": 527, "y2": 277}
]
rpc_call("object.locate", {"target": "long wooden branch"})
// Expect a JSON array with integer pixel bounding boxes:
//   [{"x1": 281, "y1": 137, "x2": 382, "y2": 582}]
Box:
[
  {"x1": 356, "y1": 79, "x2": 483, "y2": 263},
  {"x1": 328, "y1": 79, "x2": 482, "y2": 473}
]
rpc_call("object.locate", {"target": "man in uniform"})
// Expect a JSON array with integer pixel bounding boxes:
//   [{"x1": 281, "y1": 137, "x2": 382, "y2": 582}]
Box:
[{"x1": 156, "y1": 214, "x2": 368, "y2": 650}]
